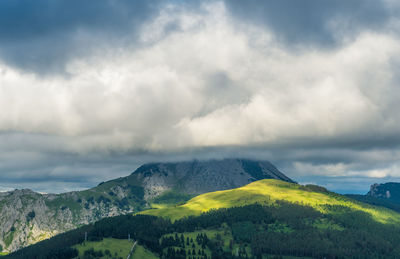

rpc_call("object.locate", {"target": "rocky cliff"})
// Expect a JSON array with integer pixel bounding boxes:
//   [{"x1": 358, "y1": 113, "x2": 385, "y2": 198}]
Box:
[
  {"x1": 367, "y1": 182, "x2": 400, "y2": 202},
  {"x1": 0, "y1": 184, "x2": 138, "y2": 252}
]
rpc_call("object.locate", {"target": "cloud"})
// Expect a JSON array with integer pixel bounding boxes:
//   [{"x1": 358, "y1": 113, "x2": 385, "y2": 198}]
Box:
[
  {"x1": 293, "y1": 161, "x2": 400, "y2": 179},
  {"x1": 0, "y1": 0, "x2": 159, "y2": 73},
  {"x1": 2, "y1": 3, "x2": 400, "y2": 151},
  {"x1": 0, "y1": 1, "x2": 400, "y2": 193},
  {"x1": 224, "y1": 0, "x2": 394, "y2": 47}
]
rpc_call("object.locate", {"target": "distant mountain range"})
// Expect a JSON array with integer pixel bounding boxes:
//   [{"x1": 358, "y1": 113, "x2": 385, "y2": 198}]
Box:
[{"x1": 0, "y1": 158, "x2": 294, "y2": 252}]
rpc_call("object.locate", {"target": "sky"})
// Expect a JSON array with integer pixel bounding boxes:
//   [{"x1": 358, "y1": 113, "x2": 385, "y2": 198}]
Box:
[{"x1": 1, "y1": 0, "x2": 400, "y2": 194}]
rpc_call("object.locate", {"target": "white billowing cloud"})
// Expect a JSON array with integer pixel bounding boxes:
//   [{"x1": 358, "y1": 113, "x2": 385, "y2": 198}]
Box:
[
  {"x1": 294, "y1": 162, "x2": 349, "y2": 177},
  {"x1": 294, "y1": 160, "x2": 400, "y2": 179},
  {"x1": 184, "y1": 31, "x2": 400, "y2": 146},
  {"x1": 0, "y1": 1, "x2": 400, "y2": 156}
]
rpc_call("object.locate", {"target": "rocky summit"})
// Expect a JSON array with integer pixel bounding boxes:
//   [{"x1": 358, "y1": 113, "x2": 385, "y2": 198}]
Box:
[{"x1": 131, "y1": 158, "x2": 295, "y2": 199}]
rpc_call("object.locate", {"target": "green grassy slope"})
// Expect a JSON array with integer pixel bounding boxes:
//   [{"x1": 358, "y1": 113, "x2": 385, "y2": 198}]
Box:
[
  {"x1": 73, "y1": 238, "x2": 158, "y2": 259},
  {"x1": 140, "y1": 179, "x2": 400, "y2": 224},
  {"x1": 131, "y1": 244, "x2": 158, "y2": 259},
  {"x1": 74, "y1": 238, "x2": 132, "y2": 258}
]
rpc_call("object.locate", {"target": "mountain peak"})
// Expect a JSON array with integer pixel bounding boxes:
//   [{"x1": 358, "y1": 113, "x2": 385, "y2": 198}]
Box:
[{"x1": 131, "y1": 158, "x2": 294, "y2": 199}]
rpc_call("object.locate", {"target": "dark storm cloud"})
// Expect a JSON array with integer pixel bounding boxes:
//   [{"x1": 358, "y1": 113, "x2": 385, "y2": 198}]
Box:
[
  {"x1": 224, "y1": 0, "x2": 392, "y2": 47},
  {"x1": 1, "y1": 0, "x2": 400, "y2": 194},
  {"x1": 0, "y1": 0, "x2": 395, "y2": 72},
  {"x1": 0, "y1": 0, "x2": 159, "y2": 73}
]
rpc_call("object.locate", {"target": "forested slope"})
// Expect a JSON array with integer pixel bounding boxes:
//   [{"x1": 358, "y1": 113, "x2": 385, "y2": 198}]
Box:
[{"x1": 6, "y1": 179, "x2": 400, "y2": 258}]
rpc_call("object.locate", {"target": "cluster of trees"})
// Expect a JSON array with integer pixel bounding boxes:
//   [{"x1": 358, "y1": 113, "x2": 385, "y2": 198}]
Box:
[
  {"x1": 162, "y1": 247, "x2": 209, "y2": 259},
  {"x1": 160, "y1": 233, "x2": 200, "y2": 249},
  {"x1": 195, "y1": 233, "x2": 209, "y2": 249},
  {"x1": 163, "y1": 247, "x2": 187, "y2": 259},
  {"x1": 160, "y1": 233, "x2": 209, "y2": 259},
  {"x1": 6, "y1": 202, "x2": 400, "y2": 258}
]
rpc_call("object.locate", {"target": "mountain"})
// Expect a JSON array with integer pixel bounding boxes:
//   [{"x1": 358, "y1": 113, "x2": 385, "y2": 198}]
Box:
[
  {"x1": 0, "y1": 158, "x2": 293, "y2": 253},
  {"x1": 367, "y1": 182, "x2": 400, "y2": 202},
  {"x1": 346, "y1": 182, "x2": 400, "y2": 213},
  {"x1": 131, "y1": 158, "x2": 294, "y2": 200},
  {"x1": 7, "y1": 179, "x2": 400, "y2": 259}
]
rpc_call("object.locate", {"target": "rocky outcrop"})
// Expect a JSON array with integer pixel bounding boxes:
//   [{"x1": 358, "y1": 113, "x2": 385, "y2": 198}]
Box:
[
  {"x1": 0, "y1": 185, "x2": 137, "y2": 252},
  {"x1": 367, "y1": 182, "x2": 400, "y2": 202}
]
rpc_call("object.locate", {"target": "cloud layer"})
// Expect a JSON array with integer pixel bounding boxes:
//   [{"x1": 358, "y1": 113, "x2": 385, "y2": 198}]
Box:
[{"x1": 0, "y1": 0, "x2": 400, "y2": 193}]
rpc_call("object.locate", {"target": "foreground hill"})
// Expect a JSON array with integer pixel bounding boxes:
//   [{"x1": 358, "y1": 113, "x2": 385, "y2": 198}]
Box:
[
  {"x1": 7, "y1": 179, "x2": 400, "y2": 258},
  {"x1": 0, "y1": 158, "x2": 292, "y2": 252},
  {"x1": 141, "y1": 179, "x2": 400, "y2": 224}
]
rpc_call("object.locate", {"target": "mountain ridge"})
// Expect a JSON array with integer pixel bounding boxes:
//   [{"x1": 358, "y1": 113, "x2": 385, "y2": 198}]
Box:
[
  {"x1": 7, "y1": 179, "x2": 400, "y2": 259},
  {"x1": 0, "y1": 158, "x2": 292, "y2": 252}
]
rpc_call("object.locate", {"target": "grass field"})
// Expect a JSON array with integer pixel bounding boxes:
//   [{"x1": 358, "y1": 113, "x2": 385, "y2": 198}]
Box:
[
  {"x1": 74, "y1": 238, "x2": 133, "y2": 258},
  {"x1": 140, "y1": 179, "x2": 400, "y2": 224},
  {"x1": 131, "y1": 244, "x2": 158, "y2": 259}
]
